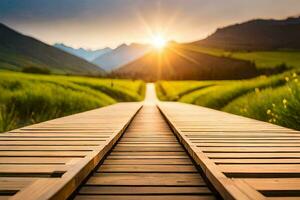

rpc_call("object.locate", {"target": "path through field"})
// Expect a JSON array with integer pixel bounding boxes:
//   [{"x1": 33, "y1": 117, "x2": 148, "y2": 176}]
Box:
[
  {"x1": 73, "y1": 84, "x2": 216, "y2": 199},
  {"x1": 1, "y1": 84, "x2": 300, "y2": 200}
]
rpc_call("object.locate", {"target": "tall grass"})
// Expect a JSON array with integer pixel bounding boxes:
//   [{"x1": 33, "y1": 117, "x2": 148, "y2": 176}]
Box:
[
  {"x1": 156, "y1": 70, "x2": 300, "y2": 130},
  {"x1": 224, "y1": 74, "x2": 300, "y2": 130},
  {"x1": 0, "y1": 71, "x2": 145, "y2": 132}
]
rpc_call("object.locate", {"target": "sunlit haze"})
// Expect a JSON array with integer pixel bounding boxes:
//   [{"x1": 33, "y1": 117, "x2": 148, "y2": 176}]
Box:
[
  {"x1": 151, "y1": 35, "x2": 167, "y2": 50},
  {"x1": 1, "y1": 0, "x2": 300, "y2": 49}
]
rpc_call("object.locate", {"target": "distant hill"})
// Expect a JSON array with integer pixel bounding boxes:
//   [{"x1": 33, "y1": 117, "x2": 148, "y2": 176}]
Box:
[
  {"x1": 54, "y1": 43, "x2": 112, "y2": 61},
  {"x1": 195, "y1": 16, "x2": 300, "y2": 50},
  {"x1": 0, "y1": 23, "x2": 105, "y2": 75},
  {"x1": 113, "y1": 44, "x2": 258, "y2": 81},
  {"x1": 92, "y1": 43, "x2": 150, "y2": 71}
]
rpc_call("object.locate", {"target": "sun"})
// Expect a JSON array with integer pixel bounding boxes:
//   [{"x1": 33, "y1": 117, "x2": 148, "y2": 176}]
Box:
[{"x1": 151, "y1": 35, "x2": 167, "y2": 50}]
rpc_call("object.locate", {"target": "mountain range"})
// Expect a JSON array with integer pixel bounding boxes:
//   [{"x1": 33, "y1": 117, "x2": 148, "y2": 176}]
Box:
[
  {"x1": 53, "y1": 43, "x2": 112, "y2": 62},
  {"x1": 195, "y1": 16, "x2": 300, "y2": 50},
  {"x1": 1, "y1": 16, "x2": 300, "y2": 79},
  {"x1": 54, "y1": 43, "x2": 151, "y2": 72},
  {"x1": 0, "y1": 23, "x2": 104, "y2": 75},
  {"x1": 92, "y1": 43, "x2": 150, "y2": 71}
]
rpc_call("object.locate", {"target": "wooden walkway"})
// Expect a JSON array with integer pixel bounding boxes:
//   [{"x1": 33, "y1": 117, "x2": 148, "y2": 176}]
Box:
[
  {"x1": 1, "y1": 83, "x2": 300, "y2": 200},
  {"x1": 74, "y1": 105, "x2": 216, "y2": 200},
  {"x1": 0, "y1": 103, "x2": 141, "y2": 200},
  {"x1": 158, "y1": 102, "x2": 300, "y2": 200}
]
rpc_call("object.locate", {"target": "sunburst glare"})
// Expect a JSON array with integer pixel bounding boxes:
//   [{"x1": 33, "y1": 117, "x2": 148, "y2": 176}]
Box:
[{"x1": 151, "y1": 35, "x2": 167, "y2": 49}]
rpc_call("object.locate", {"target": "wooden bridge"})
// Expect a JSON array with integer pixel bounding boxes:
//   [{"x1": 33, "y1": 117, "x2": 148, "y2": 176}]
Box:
[{"x1": 1, "y1": 84, "x2": 300, "y2": 200}]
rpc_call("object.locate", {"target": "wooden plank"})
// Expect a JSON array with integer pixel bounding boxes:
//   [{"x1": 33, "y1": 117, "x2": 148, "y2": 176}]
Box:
[
  {"x1": 79, "y1": 186, "x2": 212, "y2": 195},
  {"x1": 110, "y1": 152, "x2": 186, "y2": 156},
  {"x1": 103, "y1": 158, "x2": 193, "y2": 165},
  {"x1": 107, "y1": 155, "x2": 188, "y2": 159},
  {"x1": 243, "y1": 178, "x2": 300, "y2": 191},
  {"x1": 0, "y1": 178, "x2": 36, "y2": 190},
  {"x1": 212, "y1": 159, "x2": 300, "y2": 164},
  {"x1": 113, "y1": 146, "x2": 184, "y2": 152},
  {"x1": 75, "y1": 195, "x2": 216, "y2": 200},
  {"x1": 220, "y1": 164, "x2": 300, "y2": 174},
  {"x1": 87, "y1": 173, "x2": 205, "y2": 186},
  {"x1": 98, "y1": 164, "x2": 197, "y2": 172},
  {"x1": 0, "y1": 157, "x2": 76, "y2": 164},
  {"x1": 206, "y1": 153, "x2": 300, "y2": 159},
  {"x1": 0, "y1": 146, "x2": 97, "y2": 151}
]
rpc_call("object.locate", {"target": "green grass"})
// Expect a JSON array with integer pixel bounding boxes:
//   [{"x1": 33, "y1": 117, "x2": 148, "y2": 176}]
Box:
[
  {"x1": 0, "y1": 71, "x2": 145, "y2": 132},
  {"x1": 184, "y1": 45, "x2": 300, "y2": 70},
  {"x1": 155, "y1": 81, "x2": 216, "y2": 101},
  {"x1": 156, "y1": 70, "x2": 300, "y2": 130},
  {"x1": 224, "y1": 80, "x2": 300, "y2": 130}
]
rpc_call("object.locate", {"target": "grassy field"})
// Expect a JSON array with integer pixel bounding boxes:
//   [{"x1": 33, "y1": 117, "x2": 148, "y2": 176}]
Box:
[
  {"x1": 156, "y1": 70, "x2": 300, "y2": 130},
  {"x1": 0, "y1": 71, "x2": 145, "y2": 132},
  {"x1": 183, "y1": 45, "x2": 300, "y2": 70}
]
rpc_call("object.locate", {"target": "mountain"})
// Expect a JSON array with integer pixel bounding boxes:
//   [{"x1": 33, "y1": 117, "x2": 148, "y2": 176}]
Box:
[
  {"x1": 53, "y1": 43, "x2": 112, "y2": 61},
  {"x1": 195, "y1": 16, "x2": 300, "y2": 50},
  {"x1": 113, "y1": 43, "x2": 258, "y2": 82},
  {"x1": 0, "y1": 23, "x2": 105, "y2": 75},
  {"x1": 92, "y1": 43, "x2": 151, "y2": 71}
]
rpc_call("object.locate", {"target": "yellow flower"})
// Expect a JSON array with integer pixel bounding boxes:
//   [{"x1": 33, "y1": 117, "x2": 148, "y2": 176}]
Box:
[
  {"x1": 294, "y1": 78, "x2": 298, "y2": 83},
  {"x1": 272, "y1": 103, "x2": 276, "y2": 107},
  {"x1": 267, "y1": 109, "x2": 271, "y2": 115},
  {"x1": 255, "y1": 88, "x2": 260, "y2": 93},
  {"x1": 283, "y1": 98, "x2": 287, "y2": 104},
  {"x1": 293, "y1": 73, "x2": 297, "y2": 77},
  {"x1": 285, "y1": 77, "x2": 290, "y2": 82}
]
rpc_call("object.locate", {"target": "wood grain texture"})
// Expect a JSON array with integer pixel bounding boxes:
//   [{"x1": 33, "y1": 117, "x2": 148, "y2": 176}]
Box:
[
  {"x1": 158, "y1": 101, "x2": 300, "y2": 200},
  {"x1": 73, "y1": 106, "x2": 216, "y2": 200},
  {"x1": 0, "y1": 103, "x2": 141, "y2": 200}
]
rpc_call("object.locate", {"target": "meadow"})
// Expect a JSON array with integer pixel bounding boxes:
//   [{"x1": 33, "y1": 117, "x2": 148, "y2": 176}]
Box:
[
  {"x1": 156, "y1": 69, "x2": 300, "y2": 130},
  {"x1": 0, "y1": 71, "x2": 145, "y2": 132},
  {"x1": 183, "y1": 45, "x2": 300, "y2": 70}
]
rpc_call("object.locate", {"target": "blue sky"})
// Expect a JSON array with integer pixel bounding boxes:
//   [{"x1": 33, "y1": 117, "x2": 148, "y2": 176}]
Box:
[{"x1": 1, "y1": 0, "x2": 299, "y2": 49}]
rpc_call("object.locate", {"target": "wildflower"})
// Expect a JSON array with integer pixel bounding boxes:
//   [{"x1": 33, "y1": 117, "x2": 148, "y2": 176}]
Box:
[
  {"x1": 293, "y1": 73, "x2": 297, "y2": 77},
  {"x1": 272, "y1": 103, "x2": 276, "y2": 108},
  {"x1": 283, "y1": 98, "x2": 288, "y2": 108},
  {"x1": 294, "y1": 78, "x2": 298, "y2": 83},
  {"x1": 255, "y1": 88, "x2": 260, "y2": 93},
  {"x1": 285, "y1": 77, "x2": 290, "y2": 82},
  {"x1": 283, "y1": 98, "x2": 287, "y2": 104},
  {"x1": 266, "y1": 109, "x2": 271, "y2": 115}
]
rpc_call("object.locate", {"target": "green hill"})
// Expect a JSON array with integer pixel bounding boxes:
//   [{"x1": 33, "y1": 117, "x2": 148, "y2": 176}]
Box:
[
  {"x1": 113, "y1": 43, "x2": 258, "y2": 81},
  {"x1": 0, "y1": 23, "x2": 105, "y2": 75},
  {"x1": 195, "y1": 16, "x2": 300, "y2": 50}
]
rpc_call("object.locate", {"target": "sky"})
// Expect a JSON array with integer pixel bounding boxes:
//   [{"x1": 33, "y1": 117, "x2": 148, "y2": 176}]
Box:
[{"x1": 0, "y1": 0, "x2": 300, "y2": 49}]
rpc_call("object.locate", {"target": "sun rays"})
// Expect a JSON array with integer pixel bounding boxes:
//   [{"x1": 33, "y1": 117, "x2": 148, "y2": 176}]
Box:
[{"x1": 151, "y1": 35, "x2": 167, "y2": 50}]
